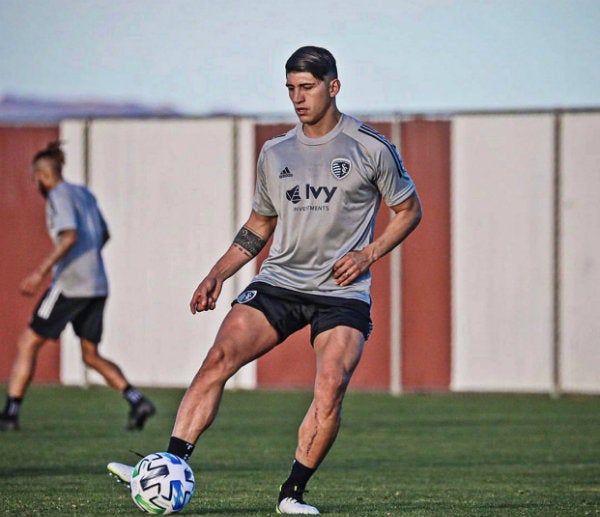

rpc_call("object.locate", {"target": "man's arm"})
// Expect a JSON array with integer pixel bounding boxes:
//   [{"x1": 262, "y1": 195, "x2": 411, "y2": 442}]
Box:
[
  {"x1": 19, "y1": 229, "x2": 78, "y2": 296},
  {"x1": 99, "y1": 210, "x2": 110, "y2": 247},
  {"x1": 189, "y1": 210, "x2": 277, "y2": 314},
  {"x1": 333, "y1": 193, "x2": 422, "y2": 286}
]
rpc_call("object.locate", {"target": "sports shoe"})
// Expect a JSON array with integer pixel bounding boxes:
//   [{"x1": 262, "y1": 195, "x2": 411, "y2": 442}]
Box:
[
  {"x1": 126, "y1": 398, "x2": 155, "y2": 430},
  {"x1": 276, "y1": 486, "x2": 320, "y2": 515},
  {"x1": 0, "y1": 412, "x2": 19, "y2": 431},
  {"x1": 107, "y1": 462, "x2": 134, "y2": 487}
]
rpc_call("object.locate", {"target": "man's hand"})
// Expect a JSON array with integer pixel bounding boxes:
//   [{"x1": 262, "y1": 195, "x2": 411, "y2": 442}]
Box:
[
  {"x1": 20, "y1": 229, "x2": 78, "y2": 297},
  {"x1": 333, "y1": 250, "x2": 373, "y2": 286},
  {"x1": 20, "y1": 270, "x2": 45, "y2": 296},
  {"x1": 190, "y1": 276, "x2": 223, "y2": 314},
  {"x1": 189, "y1": 210, "x2": 277, "y2": 314},
  {"x1": 333, "y1": 194, "x2": 422, "y2": 287}
]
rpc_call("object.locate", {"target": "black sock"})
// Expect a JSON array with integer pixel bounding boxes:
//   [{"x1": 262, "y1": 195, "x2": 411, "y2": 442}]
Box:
[
  {"x1": 281, "y1": 459, "x2": 316, "y2": 495},
  {"x1": 3, "y1": 396, "x2": 22, "y2": 418},
  {"x1": 122, "y1": 385, "x2": 144, "y2": 406},
  {"x1": 167, "y1": 436, "x2": 195, "y2": 461}
]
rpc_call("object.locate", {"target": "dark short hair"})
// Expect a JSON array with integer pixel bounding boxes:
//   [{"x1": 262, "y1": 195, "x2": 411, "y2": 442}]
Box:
[{"x1": 285, "y1": 46, "x2": 338, "y2": 80}]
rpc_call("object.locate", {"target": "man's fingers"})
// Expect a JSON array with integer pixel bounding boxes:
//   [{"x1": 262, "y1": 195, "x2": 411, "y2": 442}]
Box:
[
  {"x1": 190, "y1": 279, "x2": 221, "y2": 314},
  {"x1": 190, "y1": 290, "x2": 207, "y2": 314}
]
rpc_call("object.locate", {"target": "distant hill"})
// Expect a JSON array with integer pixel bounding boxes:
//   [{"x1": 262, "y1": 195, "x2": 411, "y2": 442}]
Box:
[{"x1": 0, "y1": 94, "x2": 182, "y2": 122}]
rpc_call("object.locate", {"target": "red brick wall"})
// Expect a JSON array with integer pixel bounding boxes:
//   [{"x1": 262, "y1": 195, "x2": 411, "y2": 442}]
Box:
[
  {"x1": 400, "y1": 120, "x2": 452, "y2": 391},
  {"x1": 0, "y1": 126, "x2": 61, "y2": 383}
]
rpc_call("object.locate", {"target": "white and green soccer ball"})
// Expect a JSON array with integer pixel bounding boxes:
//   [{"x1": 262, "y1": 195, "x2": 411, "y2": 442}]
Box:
[{"x1": 130, "y1": 452, "x2": 195, "y2": 514}]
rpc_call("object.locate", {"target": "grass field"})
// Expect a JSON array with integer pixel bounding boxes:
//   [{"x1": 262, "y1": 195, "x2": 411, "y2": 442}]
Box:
[{"x1": 0, "y1": 386, "x2": 599, "y2": 517}]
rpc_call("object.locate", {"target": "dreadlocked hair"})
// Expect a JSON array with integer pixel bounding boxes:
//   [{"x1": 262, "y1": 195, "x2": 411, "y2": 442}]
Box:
[{"x1": 33, "y1": 141, "x2": 65, "y2": 174}]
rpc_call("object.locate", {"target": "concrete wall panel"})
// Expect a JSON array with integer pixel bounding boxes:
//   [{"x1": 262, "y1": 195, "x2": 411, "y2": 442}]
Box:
[
  {"x1": 452, "y1": 114, "x2": 555, "y2": 391},
  {"x1": 60, "y1": 118, "x2": 255, "y2": 387},
  {"x1": 560, "y1": 113, "x2": 600, "y2": 393}
]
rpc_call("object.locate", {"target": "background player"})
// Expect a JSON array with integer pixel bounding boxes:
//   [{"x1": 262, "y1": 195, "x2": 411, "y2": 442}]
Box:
[
  {"x1": 108, "y1": 46, "x2": 421, "y2": 514},
  {"x1": 0, "y1": 142, "x2": 155, "y2": 432}
]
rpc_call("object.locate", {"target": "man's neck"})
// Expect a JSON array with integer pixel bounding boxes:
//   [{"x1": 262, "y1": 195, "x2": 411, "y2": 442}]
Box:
[
  {"x1": 302, "y1": 109, "x2": 342, "y2": 139},
  {"x1": 46, "y1": 177, "x2": 64, "y2": 194}
]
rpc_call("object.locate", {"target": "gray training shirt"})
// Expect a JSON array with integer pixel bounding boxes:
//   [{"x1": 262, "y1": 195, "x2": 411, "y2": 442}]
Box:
[
  {"x1": 46, "y1": 181, "x2": 109, "y2": 297},
  {"x1": 252, "y1": 114, "x2": 416, "y2": 304}
]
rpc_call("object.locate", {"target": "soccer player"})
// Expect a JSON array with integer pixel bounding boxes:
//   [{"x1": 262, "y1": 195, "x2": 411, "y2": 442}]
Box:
[
  {"x1": 0, "y1": 142, "x2": 155, "y2": 432},
  {"x1": 108, "y1": 46, "x2": 421, "y2": 514}
]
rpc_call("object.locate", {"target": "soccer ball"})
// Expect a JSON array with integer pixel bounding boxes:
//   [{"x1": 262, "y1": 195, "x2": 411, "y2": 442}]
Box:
[{"x1": 130, "y1": 452, "x2": 195, "y2": 514}]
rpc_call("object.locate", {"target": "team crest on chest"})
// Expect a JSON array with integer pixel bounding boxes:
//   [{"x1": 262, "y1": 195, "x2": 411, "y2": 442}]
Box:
[{"x1": 331, "y1": 158, "x2": 352, "y2": 180}]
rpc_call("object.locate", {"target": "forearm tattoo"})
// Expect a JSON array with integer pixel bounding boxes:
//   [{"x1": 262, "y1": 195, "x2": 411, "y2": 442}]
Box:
[{"x1": 233, "y1": 226, "x2": 267, "y2": 257}]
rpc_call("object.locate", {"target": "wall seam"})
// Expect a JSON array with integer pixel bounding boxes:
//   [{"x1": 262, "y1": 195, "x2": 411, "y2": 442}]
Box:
[
  {"x1": 390, "y1": 116, "x2": 402, "y2": 395},
  {"x1": 552, "y1": 111, "x2": 563, "y2": 397}
]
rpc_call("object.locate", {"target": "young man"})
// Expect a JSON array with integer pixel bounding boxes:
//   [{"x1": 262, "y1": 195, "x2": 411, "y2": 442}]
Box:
[
  {"x1": 0, "y1": 142, "x2": 155, "y2": 432},
  {"x1": 108, "y1": 46, "x2": 421, "y2": 515}
]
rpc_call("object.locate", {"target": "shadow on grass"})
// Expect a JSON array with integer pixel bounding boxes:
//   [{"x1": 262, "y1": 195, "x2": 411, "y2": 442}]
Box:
[{"x1": 0, "y1": 464, "x2": 104, "y2": 477}]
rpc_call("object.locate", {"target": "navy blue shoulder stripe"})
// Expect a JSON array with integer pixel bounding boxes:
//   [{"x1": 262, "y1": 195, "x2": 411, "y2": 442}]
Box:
[
  {"x1": 265, "y1": 132, "x2": 289, "y2": 143},
  {"x1": 358, "y1": 124, "x2": 407, "y2": 177}
]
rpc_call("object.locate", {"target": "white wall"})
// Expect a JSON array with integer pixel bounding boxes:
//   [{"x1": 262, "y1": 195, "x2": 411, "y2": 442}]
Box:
[
  {"x1": 60, "y1": 118, "x2": 256, "y2": 388},
  {"x1": 452, "y1": 114, "x2": 556, "y2": 391},
  {"x1": 559, "y1": 113, "x2": 600, "y2": 393}
]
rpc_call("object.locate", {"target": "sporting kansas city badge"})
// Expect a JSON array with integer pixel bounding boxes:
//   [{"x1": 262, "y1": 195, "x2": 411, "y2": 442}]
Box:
[
  {"x1": 331, "y1": 158, "x2": 352, "y2": 180},
  {"x1": 237, "y1": 290, "x2": 257, "y2": 304}
]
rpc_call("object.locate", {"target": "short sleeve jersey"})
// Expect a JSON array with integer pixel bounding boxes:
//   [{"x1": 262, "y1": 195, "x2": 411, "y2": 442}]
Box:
[
  {"x1": 46, "y1": 181, "x2": 109, "y2": 297},
  {"x1": 252, "y1": 114, "x2": 416, "y2": 303}
]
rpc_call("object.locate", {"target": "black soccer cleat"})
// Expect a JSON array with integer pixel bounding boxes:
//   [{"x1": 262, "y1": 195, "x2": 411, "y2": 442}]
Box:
[
  {"x1": 126, "y1": 398, "x2": 156, "y2": 431},
  {"x1": 0, "y1": 412, "x2": 19, "y2": 431}
]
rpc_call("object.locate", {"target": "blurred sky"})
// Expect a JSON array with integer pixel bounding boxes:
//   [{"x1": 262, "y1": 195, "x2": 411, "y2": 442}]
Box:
[{"x1": 1, "y1": 0, "x2": 599, "y2": 116}]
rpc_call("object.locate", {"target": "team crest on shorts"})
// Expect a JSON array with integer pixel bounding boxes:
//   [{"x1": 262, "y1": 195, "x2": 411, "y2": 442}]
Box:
[
  {"x1": 331, "y1": 158, "x2": 352, "y2": 180},
  {"x1": 237, "y1": 290, "x2": 257, "y2": 304}
]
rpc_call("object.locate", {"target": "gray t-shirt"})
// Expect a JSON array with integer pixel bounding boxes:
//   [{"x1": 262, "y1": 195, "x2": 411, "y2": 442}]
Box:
[
  {"x1": 252, "y1": 114, "x2": 416, "y2": 303},
  {"x1": 46, "y1": 181, "x2": 109, "y2": 297}
]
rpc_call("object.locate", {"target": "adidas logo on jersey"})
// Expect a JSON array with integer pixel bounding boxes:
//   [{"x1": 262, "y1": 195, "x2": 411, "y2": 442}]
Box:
[{"x1": 279, "y1": 167, "x2": 293, "y2": 178}]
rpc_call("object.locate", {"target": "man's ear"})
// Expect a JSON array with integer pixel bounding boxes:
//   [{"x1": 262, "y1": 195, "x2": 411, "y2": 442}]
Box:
[{"x1": 329, "y1": 78, "x2": 341, "y2": 98}]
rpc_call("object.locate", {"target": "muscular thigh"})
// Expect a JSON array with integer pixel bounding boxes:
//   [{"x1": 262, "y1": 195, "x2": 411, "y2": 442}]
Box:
[
  {"x1": 313, "y1": 326, "x2": 364, "y2": 379},
  {"x1": 212, "y1": 304, "x2": 280, "y2": 365}
]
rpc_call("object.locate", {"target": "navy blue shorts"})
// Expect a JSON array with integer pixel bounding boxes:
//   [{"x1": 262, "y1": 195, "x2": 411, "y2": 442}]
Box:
[
  {"x1": 232, "y1": 281, "x2": 372, "y2": 344},
  {"x1": 30, "y1": 287, "x2": 106, "y2": 344}
]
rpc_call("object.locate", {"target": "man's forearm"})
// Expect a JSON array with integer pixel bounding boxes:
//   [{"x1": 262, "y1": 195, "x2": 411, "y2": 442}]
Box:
[
  {"x1": 207, "y1": 222, "x2": 271, "y2": 282},
  {"x1": 37, "y1": 230, "x2": 78, "y2": 277},
  {"x1": 363, "y1": 194, "x2": 422, "y2": 265},
  {"x1": 207, "y1": 244, "x2": 257, "y2": 283}
]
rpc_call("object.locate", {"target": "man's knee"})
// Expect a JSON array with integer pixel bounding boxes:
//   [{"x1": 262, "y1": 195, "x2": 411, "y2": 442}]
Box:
[
  {"x1": 81, "y1": 344, "x2": 101, "y2": 368},
  {"x1": 314, "y1": 370, "x2": 351, "y2": 415},
  {"x1": 18, "y1": 328, "x2": 46, "y2": 353},
  {"x1": 318, "y1": 358, "x2": 355, "y2": 390},
  {"x1": 200, "y1": 342, "x2": 240, "y2": 380},
  {"x1": 81, "y1": 352, "x2": 96, "y2": 368}
]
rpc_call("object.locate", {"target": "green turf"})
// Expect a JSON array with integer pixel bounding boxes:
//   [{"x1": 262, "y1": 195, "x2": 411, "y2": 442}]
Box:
[{"x1": 0, "y1": 386, "x2": 599, "y2": 516}]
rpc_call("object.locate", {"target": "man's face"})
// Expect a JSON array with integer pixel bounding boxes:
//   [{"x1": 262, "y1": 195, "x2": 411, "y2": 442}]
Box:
[
  {"x1": 286, "y1": 71, "x2": 338, "y2": 126},
  {"x1": 31, "y1": 159, "x2": 53, "y2": 198}
]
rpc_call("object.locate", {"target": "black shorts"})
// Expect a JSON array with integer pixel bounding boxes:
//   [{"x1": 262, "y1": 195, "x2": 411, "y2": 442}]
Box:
[
  {"x1": 232, "y1": 282, "x2": 373, "y2": 344},
  {"x1": 30, "y1": 287, "x2": 107, "y2": 344}
]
